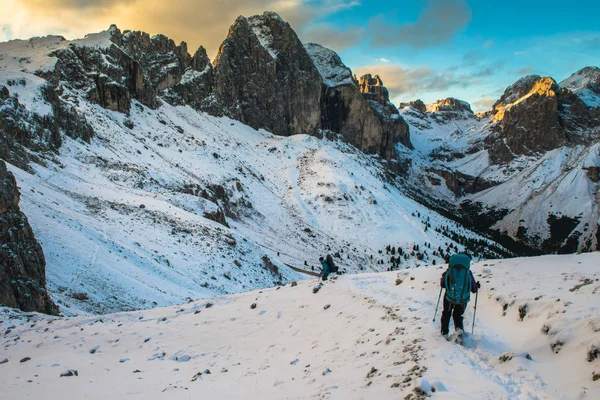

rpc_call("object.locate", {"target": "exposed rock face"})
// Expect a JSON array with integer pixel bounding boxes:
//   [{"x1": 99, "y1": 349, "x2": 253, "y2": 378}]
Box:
[
  {"x1": 359, "y1": 74, "x2": 389, "y2": 104},
  {"x1": 306, "y1": 43, "x2": 411, "y2": 159},
  {"x1": 165, "y1": 46, "x2": 213, "y2": 110},
  {"x1": 0, "y1": 81, "x2": 62, "y2": 170},
  {"x1": 117, "y1": 30, "x2": 191, "y2": 92},
  {"x1": 49, "y1": 27, "x2": 154, "y2": 114},
  {"x1": 1, "y1": 14, "x2": 412, "y2": 165},
  {"x1": 426, "y1": 168, "x2": 498, "y2": 196},
  {"x1": 427, "y1": 98, "x2": 474, "y2": 114},
  {"x1": 560, "y1": 66, "x2": 600, "y2": 108},
  {"x1": 0, "y1": 161, "x2": 58, "y2": 314},
  {"x1": 423, "y1": 98, "x2": 476, "y2": 125},
  {"x1": 211, "y1": 12, "x2": 322, "y2": 137},
  {"x1": 399, "y1": 99, "x2": 427, "y2": 115},
  {"x1": 586, "y1": 166, "x2": 600, "y2": 183},
  {"x1": 484, "y1": 75, "x2": 598, "y2": 164}
]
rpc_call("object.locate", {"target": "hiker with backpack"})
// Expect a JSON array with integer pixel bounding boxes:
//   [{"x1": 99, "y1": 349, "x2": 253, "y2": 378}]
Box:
[
  {"x1": 319, "y1": 254, "x2": 338, "y2": 281},
  {"x1": 319, "y1": 257, "x2": 330, "y2": 281},
  {"x1": 439, "y1": 253, "x2": 480, "y2": 336}
]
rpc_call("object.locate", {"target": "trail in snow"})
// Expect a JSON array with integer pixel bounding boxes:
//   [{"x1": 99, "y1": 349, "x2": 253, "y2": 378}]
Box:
[{"x1": 1, "y1": 253, "x2": 597, "y2": 399}]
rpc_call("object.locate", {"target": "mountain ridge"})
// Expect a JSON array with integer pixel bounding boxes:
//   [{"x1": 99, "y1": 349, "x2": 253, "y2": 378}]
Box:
[{"x1": 0, "y1": 12, "x2": 599, "y2": 315}]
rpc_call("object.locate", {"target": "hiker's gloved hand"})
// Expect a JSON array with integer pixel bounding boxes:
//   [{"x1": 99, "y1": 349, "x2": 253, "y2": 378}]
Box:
[{"x1": 477, "y1": 281, "x2": 481, "y2": 289}]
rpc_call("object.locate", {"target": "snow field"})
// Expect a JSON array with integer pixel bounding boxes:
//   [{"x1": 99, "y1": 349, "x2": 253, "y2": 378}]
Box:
[
  {"x1": 4, "y1": 71, "x2": 491, "y2": 315},
  {"x1": 1, "y1": 252, "x2": 599, "y2": 399}
]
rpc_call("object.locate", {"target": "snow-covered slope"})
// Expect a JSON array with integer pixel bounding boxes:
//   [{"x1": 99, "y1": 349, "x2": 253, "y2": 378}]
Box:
[
  {"x1": 468, "y1": 144, "x2": 600, "y2": 252},
  {"x1": 304, "y1": 43, "x2": 354, "y2": 87},
  {"x1": 400, "y1": 68, "x2": 600, "y2": 254},
  {"x1": 561, "y1": 66, "x2": 600, "y2": 108},
  {"x1": 1, "y1": 64, "x2": 496, "y2": 316},
  {"x1": 1, "y1": 253, "x2": 598, "y2": 399}
]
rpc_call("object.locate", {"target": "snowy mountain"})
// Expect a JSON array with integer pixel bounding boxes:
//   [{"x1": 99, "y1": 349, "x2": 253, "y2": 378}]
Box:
[
  {"x1": 1, "y1": 252, "x2": 598, "y2": 399},
  {"x1": 1, "y1": 10, "x2": 599, "y2": 318},
  {"x1": 0, "y1": 15, "x2": 506, "y2": 316},
  {"x1": 401, "y1": 69, "x2": 600, "y2": 254},
  {"x1": 561, "y1": 66, "x2": 600, "y2": 108}
]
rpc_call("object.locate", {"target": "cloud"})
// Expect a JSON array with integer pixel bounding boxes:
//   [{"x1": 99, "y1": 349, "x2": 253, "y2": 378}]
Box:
[
  {"x1": 22, "y1": 0, "x2": 132, "y2": 10},
  {"x1": 5, "y1": 0, "x2": 361, "y2": 57},
  {"x1": 515, "y1": 66, "x2": 535, "y2": 75},
  {"x1": 354, "y1": 64, "x2": 471, "y2": 99},
  {"x1": 378, "y1": 58, "x2": 391, "y2": 63},
  {"x1": 462, "y1": 50, "x2": 486, "y2": 66},
  {"x1": 468, "y1": 60, "x2": 504, "y2": 78},
  {"x1": 1, "y1": 24, "x2": 13, "y2": 41},
  {"x1": 368, "y1": 0, "x2": 472, "y2": 48},
  {"x1": 482, "y1": 39, "x2": 494, "y2": 49},
  {"x1": 472, "y1": 97, "x2": 495, "y2": 112},
  {"x1": 301, "y1": 23, "x2": 364, "y2": 51}
]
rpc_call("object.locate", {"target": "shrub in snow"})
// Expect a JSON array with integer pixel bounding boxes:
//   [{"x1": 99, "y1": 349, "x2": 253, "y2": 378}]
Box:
[
  {"x1": 587, "y1": 344, "x2": 599, "y2": 362},
  {"x1": 518, "y1": 303, "x2": 528, "y2": 321},
  {"x1": 71, "y1": 292, "x2": 89, "y2": 301},
  {"x1": 550, "y1": 340, "x2": 564, "y2": 354}
]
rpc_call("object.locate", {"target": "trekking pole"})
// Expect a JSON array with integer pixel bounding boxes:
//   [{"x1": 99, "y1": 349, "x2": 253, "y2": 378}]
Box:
[
  {"x1": 471, "y1": 290, "x2": 479, "y2": 335},
  {"x1": 433, "y1": 288, "x2": 443, "y2": 322}
]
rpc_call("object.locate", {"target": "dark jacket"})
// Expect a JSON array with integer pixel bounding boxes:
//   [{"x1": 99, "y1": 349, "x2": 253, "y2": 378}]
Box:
[
  {"x1": 440, "y1": 270, "x2": 478, "y2": 293},
  {"x1": 320, "y1": 261, "x2": 330, "y2": 275}
]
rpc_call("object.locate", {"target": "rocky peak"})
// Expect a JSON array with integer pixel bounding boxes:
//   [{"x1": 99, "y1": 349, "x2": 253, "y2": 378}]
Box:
[
  {"x1": 191, "y1": 46, "x2": 211, "y2": 72},
  {"x1": 399, "y1": 99, "x2": 427, "y2": 115},
  {"x1": 359, "y1": 74, "x2": 391, "y2": 105},
  {"x1": 560, "y1": 66, "x2": 600, "y2": 108},
  {"x1": 118, "y1": 29, "x2": 192, "y2": 91},
  {"x1": 211, "y1": 12, "x2": 322, "y2": 137},
  {"x1": 492, "y1": 75, "x2": 558, "y2": 113},
  {"x1": 427, "y1": 98, "x2": 474, "y2": 114},
  {"x1": 304, "y1": 43, "x2": 354, "y2": 88},
  {"x1": 305, "y1": 45, "x2": 412, "y2": 159},
  {"x1": 0, "y1": 161, "x2": 58, "y2": 314},
  {"x1": 486, "y1": 76, "x2": 564, "y2": 163}
]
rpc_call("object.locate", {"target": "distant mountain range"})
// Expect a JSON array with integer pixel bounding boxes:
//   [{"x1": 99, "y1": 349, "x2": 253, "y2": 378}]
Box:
[{"x1": 0, "y1": 11, "x2": 598, "y2": 315}]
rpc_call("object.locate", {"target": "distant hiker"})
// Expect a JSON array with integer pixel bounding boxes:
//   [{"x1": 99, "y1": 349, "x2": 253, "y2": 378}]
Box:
[
  {"x1": 319, "y1": 256, "x2": 330, "y2": 281},
  {"x1": 326, "y1": 254, "x2": 338, "y2": 274},
  {"x1": 440, "y1": 253, "x2": 480, "y2": 336}
]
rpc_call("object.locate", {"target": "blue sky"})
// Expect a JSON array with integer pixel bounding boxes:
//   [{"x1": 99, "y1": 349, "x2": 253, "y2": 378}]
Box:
[
  {"x1": 302, "y1": 0, "x2": 600, "y2": 110},
  {"x1": 2, "y1": 0, "x2": 599, "y2": 111}
]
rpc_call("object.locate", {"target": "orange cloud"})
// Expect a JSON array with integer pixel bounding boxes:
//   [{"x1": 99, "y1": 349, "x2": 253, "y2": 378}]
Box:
[{"x1": 3, "y1": 1, "x2": 361, "y2": 58}]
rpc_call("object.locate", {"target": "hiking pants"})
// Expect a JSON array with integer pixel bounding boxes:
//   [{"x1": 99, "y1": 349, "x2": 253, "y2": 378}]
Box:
[{"x1": 441, "y1": 297, "x2": 466, "y2": 335}]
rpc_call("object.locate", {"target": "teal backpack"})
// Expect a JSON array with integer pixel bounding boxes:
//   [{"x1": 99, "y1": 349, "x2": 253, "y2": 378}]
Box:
[{"x1": 444, "y1": 254, "x2": 472, "y2": 304}]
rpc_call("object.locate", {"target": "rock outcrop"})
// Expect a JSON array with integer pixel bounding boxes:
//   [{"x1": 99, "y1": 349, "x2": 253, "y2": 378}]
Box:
[
  {"x1": 210, "y1": 12, "x2": 322, "y2": 137},
  {"x1": 0, "y1": 161, "x2": 58, "y2": 314},
  {"x1": 1, "y1": 14, "x2": 413, "y2": 165},
  {"x1": 560, "y1": 66, "x2": 600, "y2": 108},
  {"x1": 422, "y1": 97, "x2": 476, "y2": 125},
  {"x1": 306, "y1": 43, "x2": 411, "y2": 160},
  {"x1": 165, "y1": 46, "x2": 213, "y2": 110},
  {"x1": 399, "y1": 99, "x2": 427, "y2": 115},
  {"x1": 0, "y1": 80, "x2": 62, "y2": 170},
  {"x1": 485, "y1": 75, "x2": 599, "y2": 164},
  {"x1": 427, "y1": 97, "x2": 474, "y2": 114}
]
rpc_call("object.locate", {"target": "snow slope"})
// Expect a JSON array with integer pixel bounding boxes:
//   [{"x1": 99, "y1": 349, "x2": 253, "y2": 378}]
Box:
[
  {"x1": 561, "y1": 67, "x2": 600, "y2": 108},
  {"x1": 3, "y1": 72, "x2": 495, "y2": 316},
  {"x1": 1, "y1": 253, "x2": 598, "y2": 399},
  {"x1": 400, "y1": 97, "x2": 600, "y2": 252},
  {"x1": 469, "y1": 144, "x2": 600, "y2": 250}
]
